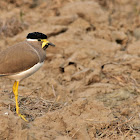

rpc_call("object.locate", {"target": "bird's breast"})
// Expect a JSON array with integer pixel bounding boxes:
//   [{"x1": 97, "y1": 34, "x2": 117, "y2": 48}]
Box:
[{"x1": 7, "y1": 62, "x2": 44, "y2": 81}]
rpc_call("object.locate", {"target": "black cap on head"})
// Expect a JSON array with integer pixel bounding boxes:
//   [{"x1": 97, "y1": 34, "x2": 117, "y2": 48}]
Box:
[{"x1": 26, "y1": 32, "x2": 47, "y2": 39}]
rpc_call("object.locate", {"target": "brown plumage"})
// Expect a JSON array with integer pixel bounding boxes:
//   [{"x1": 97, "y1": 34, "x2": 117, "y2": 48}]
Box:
[
  {"x1": 0, "y1": 32, "x2": 55, "y2": 121},
  {"x1": 0, "y1": 40, "x2": 46, "y2": 76}
]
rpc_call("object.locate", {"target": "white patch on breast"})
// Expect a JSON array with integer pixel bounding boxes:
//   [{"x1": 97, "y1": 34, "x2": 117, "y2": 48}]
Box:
[{"x1": 7, "y1": 62, "x2": 44, "y2": 81}]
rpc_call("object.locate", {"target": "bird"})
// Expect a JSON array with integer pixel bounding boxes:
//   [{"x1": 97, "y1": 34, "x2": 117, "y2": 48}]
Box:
[{"x1": 0, "y1": 32, "x2": 55, "y2": 121}]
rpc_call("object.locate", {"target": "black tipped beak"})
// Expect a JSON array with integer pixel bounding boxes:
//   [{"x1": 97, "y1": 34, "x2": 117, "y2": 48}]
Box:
[{"x1": 48, "y1": 42, "x2": 55, "y2": 47}]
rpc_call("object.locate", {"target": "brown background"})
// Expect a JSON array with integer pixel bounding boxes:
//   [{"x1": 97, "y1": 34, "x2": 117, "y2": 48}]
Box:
[{"x1": 0, "y1": 0, "x2": 140, "y2": 139}]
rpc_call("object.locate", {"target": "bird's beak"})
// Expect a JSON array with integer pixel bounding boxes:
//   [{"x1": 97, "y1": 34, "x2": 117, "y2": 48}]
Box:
[
  {"x1": 48, "y1": 42, "x2": 55, "y2": 47},
  {"x1": 41, "y1": 39, "x2": 55, "y2": 49}
]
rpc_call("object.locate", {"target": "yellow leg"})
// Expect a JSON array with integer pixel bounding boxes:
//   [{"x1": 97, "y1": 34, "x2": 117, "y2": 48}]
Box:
[{"x1": 13, "y1": 81, "x2": 28, "y2": 122}]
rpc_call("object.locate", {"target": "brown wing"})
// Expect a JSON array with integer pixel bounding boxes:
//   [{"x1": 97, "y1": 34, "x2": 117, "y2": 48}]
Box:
[{"x1": 0, "y1": 41, "x2": 39, "y2": 75}]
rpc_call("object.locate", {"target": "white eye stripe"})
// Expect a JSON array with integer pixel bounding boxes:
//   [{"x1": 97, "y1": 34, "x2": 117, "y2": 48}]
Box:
[{"x1": 27, "y1": 39, "x2": 38, "y2": 41}]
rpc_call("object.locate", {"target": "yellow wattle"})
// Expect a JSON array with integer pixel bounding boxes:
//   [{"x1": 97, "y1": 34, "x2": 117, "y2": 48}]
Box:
[{"x1": 41, "y1": 39, "x2": 49, "y2": 48}]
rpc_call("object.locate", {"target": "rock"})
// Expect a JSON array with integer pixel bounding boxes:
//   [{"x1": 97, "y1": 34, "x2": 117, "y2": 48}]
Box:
[
  {"x1": 133, "y1": 27, "x2": 140, "y2": 40},
  {"x1": 55, "y1": 136, "x2": 72, "y2": 140},
  {"x1": 65, "y1": 65, "x2": 76, "y2": 75},
  {"x1": 137, "y1": 96, "x2": 140, "y2": 105},
  {"x1": 0, "y1": 17, "x2": 28, "y2": 37},
  {"x1": 127, "y1": 40, "x2": 140, "y2": 55},
  {"x1": 116, "y1": 0, "x2": 130, "y2": 4},
  {"x1": 131, "y1": 60, "x2": 140, "y2": 71},
  {"x1": 69, "y1": 17, "x2": 90, "y2": 30},
  {"x1": 90, "y1": 38, "x2": 121, "y2": 55},
  {"x1": 61, "y1": 37, "x2": 120, "y2": 61},
  {"x1": 111, "y1": 31, "x2": 127, "y2": 43},
  {"x1": 94, "y1": 29, "x2": 112, "y2": 41},
  {"x1": 62, "y1": 74, "x2": 71, "y2": 82},
  {"x1": 71, "y1": 68, "x2": 93, "y2": 81},
  {"x1": 0, "y1": 108, "x2": 22, "y2": 139},
  {"x1": 85, "y1": 70, "x2": 101, "y2": 85},
  {"x1": 47, "y1": 15, "x2": 78, "y2": 26},
  {"x1": 131, "y1": 71, "x2": 140, "y2": 84},
  {"x1": 60, "y1": 1, "x2": 108, "y2": 25},
  {"x1": 120, "y1": 108, "x2": 130, "y2": 116},
  {"x1": 46, "y1": 25, "x2": 68, "y2": 37},
  {"x1": 102, "y1": 63, "x2": 130, "y2": 75}
]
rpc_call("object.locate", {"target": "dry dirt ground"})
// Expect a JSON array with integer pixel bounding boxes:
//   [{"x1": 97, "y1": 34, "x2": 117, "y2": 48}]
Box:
[{"x1": 0, "y1": 0, "x2": 140, "y2": 139}]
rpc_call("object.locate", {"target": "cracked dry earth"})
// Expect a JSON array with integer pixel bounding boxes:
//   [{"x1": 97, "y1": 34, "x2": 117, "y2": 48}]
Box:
[{"x1": 0, "y1": 0, "x2": 140, "y2": 139}]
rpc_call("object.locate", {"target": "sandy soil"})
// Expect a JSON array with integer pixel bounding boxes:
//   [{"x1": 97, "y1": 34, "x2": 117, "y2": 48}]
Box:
[{"x1": 0, "y1": 0, "x2": 140, "y2": 139}]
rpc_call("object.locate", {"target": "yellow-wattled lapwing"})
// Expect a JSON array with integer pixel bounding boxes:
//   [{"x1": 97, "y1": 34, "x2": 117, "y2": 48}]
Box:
[{"x1": 0, "y1": 32, "x2": 55, "y2": 121}]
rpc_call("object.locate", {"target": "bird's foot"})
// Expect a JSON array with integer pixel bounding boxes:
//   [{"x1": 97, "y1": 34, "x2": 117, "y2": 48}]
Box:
[{"x1": 18, "y1": 114, "x2": 28, "y2": 122}]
